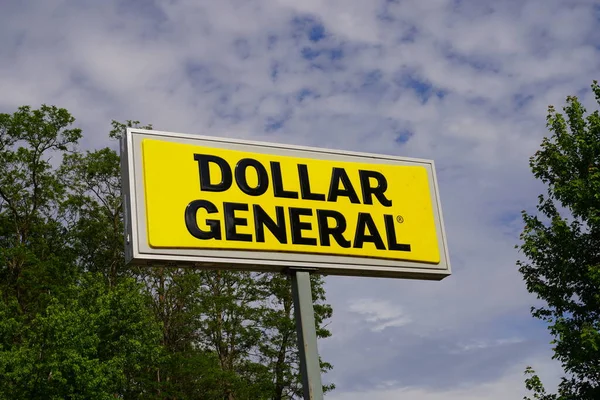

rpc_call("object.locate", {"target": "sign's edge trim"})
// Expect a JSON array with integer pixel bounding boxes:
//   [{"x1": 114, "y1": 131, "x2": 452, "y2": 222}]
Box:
[
  {"x1": 127, "y1": 253, "x2": 451, "y2": 281},
  {"x1": 429, "y1": 158, "x2": 452, "y2": 275}
]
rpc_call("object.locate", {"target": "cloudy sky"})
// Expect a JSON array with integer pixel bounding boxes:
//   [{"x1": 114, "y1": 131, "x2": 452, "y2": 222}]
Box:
[{"x1": 2, "y1": 0, "x2": 599, "y2": 398}]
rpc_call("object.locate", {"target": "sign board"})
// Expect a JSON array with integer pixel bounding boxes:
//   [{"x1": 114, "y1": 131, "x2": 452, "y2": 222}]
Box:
[{"x1": 121, "y1": 128, "x2": 451, "y2": 280}]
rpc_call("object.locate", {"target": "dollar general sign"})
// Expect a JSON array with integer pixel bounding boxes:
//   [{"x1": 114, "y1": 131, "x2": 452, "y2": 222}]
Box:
[{"x1": 122, "y1": 129, "x2": 451, "y2": 280}]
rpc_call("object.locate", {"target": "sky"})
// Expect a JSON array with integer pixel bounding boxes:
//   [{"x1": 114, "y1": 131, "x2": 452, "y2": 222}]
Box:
[{"x1": 1, "y1": 0, "x2": 599, "y2": 398}]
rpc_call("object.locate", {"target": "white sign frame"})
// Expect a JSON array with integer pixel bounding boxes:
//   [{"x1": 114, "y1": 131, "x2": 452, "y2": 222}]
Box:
[{"x1": 120, "y1": 128, "x2": 451, "y2": 280}]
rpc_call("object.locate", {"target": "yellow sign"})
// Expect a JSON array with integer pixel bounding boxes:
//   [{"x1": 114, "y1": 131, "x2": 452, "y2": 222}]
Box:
[{"x1": 141, "y1": 138, "x2": 440, "y2": 264}]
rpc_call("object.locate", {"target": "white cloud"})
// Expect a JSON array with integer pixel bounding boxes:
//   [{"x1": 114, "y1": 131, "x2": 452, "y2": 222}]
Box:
[
  {"x1": 329, "y1": 355, "x2": 563, "y2": 400},
  {"x1": 348, "y1": 298, "x2": 412, "y2": 332},
  {"x1": 454, "y1": 337, "x2": 525, "y2": 353}
]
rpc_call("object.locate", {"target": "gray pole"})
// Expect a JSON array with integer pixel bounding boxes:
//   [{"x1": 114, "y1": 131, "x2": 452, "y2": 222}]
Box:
[{"x1": 290, "y1": 269, "x2": 324, "y2": 400}]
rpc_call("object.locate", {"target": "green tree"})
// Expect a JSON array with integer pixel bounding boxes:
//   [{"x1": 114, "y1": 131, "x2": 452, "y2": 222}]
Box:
[
  {"x1": 0, "y1": 275, "x2": 163, "y2": 399},
  {"x1": 142, "y1": 266, "x2": 231, "y2": 400},
  {"x1": 61, "y1": 147, "x2": 126, "y2": 286},
  {"x1": 518, "y1": 81, "x2": 600, "y2": 399},
  {"x1": 0, "y1": 107, "x2": 163, "y2": 399},
  {"x1": 0, "y1": 105, "x2": 81, "y2": 312},
  {"x1": 257, "y1": 272, "x2": 334, "y2": 399},
  {"x1": 79, "y1": 121, "x2": 232, "y2": 399},
  {"x1": 0, "y1": 108, "x2": 335, "y2": 399}
]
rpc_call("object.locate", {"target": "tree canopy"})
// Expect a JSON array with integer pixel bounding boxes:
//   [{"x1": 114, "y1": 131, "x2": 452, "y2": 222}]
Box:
[
  {"x1": 0, "y1": 106, "x2": 334, "y2": 399},
  {"x1": 519, "y1": 81, "x2": 600, "y2": 399}
]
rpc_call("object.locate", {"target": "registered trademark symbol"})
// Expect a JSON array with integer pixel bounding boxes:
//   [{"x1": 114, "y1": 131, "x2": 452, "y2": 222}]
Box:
[{"x1": 396, "y1": 215, "x2": 404, "y2": 223}]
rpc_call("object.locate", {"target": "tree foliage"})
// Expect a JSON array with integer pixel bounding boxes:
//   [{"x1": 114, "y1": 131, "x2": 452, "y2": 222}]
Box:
[
  {"x1": 518, "y1": 81, "x2": 600, "y2": 399},
  {"x1": 0, "y1": 105, "x2": 334, "y2": 399}
]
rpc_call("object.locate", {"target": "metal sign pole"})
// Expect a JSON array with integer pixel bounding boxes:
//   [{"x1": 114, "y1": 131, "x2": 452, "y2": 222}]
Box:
[{"x1": 290, "y1": 269, "x2": 324, "y2": 400}]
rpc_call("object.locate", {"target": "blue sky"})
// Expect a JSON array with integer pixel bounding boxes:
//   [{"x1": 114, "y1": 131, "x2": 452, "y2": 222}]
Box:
[{"x1": 2, "y1": 0, "x2": 599, "y2": 398}]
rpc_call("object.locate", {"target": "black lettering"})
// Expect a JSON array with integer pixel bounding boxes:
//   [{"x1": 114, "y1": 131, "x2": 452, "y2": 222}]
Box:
[
  {"x1": 327, "y1": 168, "x2": 360, "y2": 204},
  {"x1": 298, "y1": 164, "x2": 326, "y2": 201},
  {"x1": 235, "y1": 158, "x2": 269, "y2": 196},
  {"x1": 223, "y1": 202, "x2": 252, "y2": 242},
  {"x1": 194, "y1": 154, "x2": 232, "y2": 192},
  {"x1": 254, "y1": 205, "x2": 287, "y2": 244},
  {"x1": 384, "y1": 214, "x2": 411, "y2": 251},
  {"x1": 359, "y1": 170, "x2": 392, "y2": 207},
  {"x1": 270, "y1": 161, "x2": 299, "y2": 199},
  {"x1": 185, "y1": 200, "x2": 221, "y2": 240},
  {"x1": 353, "y1": 213, "x2": 386, "y2": 250},
  {"x1": 316, "y1": 209, "x2": 351, "y2": 248},
  {"x1": 289, "y1": 207, "x2": 317, "y2": 246}
]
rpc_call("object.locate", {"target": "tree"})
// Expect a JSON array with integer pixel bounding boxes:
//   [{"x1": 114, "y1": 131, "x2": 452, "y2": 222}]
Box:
[
  {"x1": 0, "y1": 107, "x2": 335, "y2": 398},
  {"x1": 0, "y1": 275, "x2": 163, "y2": 400},
  {"x1": 257, "y1": 272, "x2": 334, "y2": 399},
  {"x1": 0, "y1": 105, "x2": 82, "y2": 313},
  {"x1": 0, "y1": 106, "x2": 164, "y2": 399},
  {"x1": 518, "y1": 80, "x2": 600, "y2": 399},
  {"x1": 82, "y1": 121, "x2": 235, "y2": 399},
  {"x1": 61, "y1": 147, "x2": 127, "y2": 286}
]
